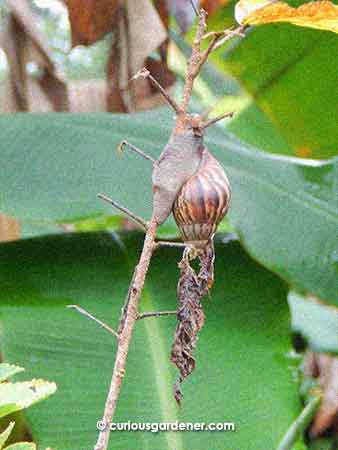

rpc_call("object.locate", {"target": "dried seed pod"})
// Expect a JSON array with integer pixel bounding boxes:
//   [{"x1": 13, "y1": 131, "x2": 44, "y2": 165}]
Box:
[{"x1": 173, "y1": 148, "x2": 231, "y2": 247}]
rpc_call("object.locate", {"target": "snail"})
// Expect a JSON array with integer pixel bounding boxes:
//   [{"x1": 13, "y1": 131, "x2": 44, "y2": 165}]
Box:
[
  {"x1": 151, "y1": 113, "x2": 231, "y2": 242},
  {"x1": 173, "y1": 147, "x2": 231, "y2": 248},
  {"x1": 150, "y1": 112, "x2": 231, "y2": 247}
]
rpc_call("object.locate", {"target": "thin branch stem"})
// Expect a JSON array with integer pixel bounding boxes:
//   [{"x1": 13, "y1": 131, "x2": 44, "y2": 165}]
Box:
[
  {"x1": 189, "y1": 0, "x2": 199, "y2": 16},
  {"x1": 117, "y1": 140, "x2": 155, "y2": 164},
  {"x1": 132, "y1": 68, "x2": 182, "y2": 115},
  {"x1": 276, "y1": 395, "x2": 322, "y2": 450},
  {"x1": 155, "y1": 240, "x2": 187, "y2": 249},
  {"x1": 137, "y1": 310, "x2": 177, "y2": 319},
  {"x1": 181, "y1": 9, "x2": 207, "y2": 113},
  {"x1": 94, "y1": 219, "x2": 158, "y2": 450},
  {"x1": 202, "y1": 111, "x2": 234, "y2": 129},
  {"x1": 180, "y1": 20, "x2": 248, "y2": 116},
  {"x1": 67, "y1": 305, "x2": 119, "y2": 339},
  {"x1": 212, "y1": 25, "x2": 248, "y2": 51},
  {"x1": 97, "y1": 193, "x2": 148, "y2": 230}
]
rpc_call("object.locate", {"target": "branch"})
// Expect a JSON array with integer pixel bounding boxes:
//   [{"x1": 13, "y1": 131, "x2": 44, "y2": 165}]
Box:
[
  {"x1": 212, "y1": 24, "x2": 248, "y2": 51},
  {"x1": 202, "y1": 111, "x2": 234, "y2": 129},
  {"x1": 97, "y1": 193, "x2": 148, "y2": 231},
  {"x1": 67, "y1": 305, "x2": 119, "y2": 339},
  {"x1": 118, "y1": 140, "x2": 155, "y2": 164},
  {"x1": 181, "y1": 9, "x2": 208, "y2": 113},
  {"x1": 132, "y1": 68, "x2": 182, "y2": 115},
  {"x1": 180, "y1": 12, "x2": 248, "y2": 115},
  {"x1": 155, "y1": 240, "x2": 187, "y2": 249},
  {"x1": 94, "y1": 219, "x2": 158, "y2": 450},
  {"x1": 138, "y1": 310, "x2": 177, "y2": 319}
]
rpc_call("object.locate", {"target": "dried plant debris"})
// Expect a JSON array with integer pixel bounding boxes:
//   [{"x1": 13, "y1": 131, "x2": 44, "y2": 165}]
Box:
[{"x1": 171, "y1": 241, "x2": 215, "y2": 403}]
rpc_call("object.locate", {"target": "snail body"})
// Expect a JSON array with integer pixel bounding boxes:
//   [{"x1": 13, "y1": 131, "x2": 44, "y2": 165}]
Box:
[
  {"x1": 152, "y1": 129, "x2": 204, "y2": 225},
  {"x1": 173, "y1": 148, "x2": 231, "y2": 247}
]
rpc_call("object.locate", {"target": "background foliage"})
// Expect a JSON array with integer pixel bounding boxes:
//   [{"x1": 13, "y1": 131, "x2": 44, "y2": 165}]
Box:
[{"x1": 0, "y1": 0, "x2": 337, "y2": 449}]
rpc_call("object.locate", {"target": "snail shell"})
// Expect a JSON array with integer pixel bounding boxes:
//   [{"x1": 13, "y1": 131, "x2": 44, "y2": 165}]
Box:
[{"x1": 173, "y1": 148, "x2": 231, "y2": 247}]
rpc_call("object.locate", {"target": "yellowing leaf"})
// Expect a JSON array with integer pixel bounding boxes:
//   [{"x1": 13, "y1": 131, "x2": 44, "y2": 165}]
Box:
[
  {"x1": 235, "y1": 0, "x2": 275, "y2": 24},
  {"x1": 243, "y1": 0, "x2": 338, "y2": 34},
  {"x1": 0, "y1": 379, "x2": 57, "y2": 419},
  {"x1": 0, "y1": 364, "x2": 24, "y2": 382}
]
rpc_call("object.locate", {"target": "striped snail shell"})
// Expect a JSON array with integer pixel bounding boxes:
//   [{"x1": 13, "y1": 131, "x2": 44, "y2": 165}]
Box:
[{"x1": 173, "y1": 148, "x2": 231, "y2": 247}]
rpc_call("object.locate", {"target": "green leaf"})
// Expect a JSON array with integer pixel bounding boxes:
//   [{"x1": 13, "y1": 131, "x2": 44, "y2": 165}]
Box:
[
  {"x1": 0, "y1": 422, "x2": 15, "y2": 450},
  {"x1": 288, "y1": 291, "x2": 338, "y2": 354},
  {"x1": 0, "y1": 112, "x2": 337, "y2": 305},
  {"x1": 222, "y1": 0, "x2": 338, "y2": 159},
  {"x1": 227, "y1": 102, "x2": 295, "y2": 156},
  {"x1": 276, "y1": 395, "x2": 321, "y2": 450},
  {"x1": 0, "y1": 364, "x2": 24, "y2": 382},
  {"x1": 3, "y1": 444, "x2": 36, "y2": 450},
  {"x1": 0, "y1": 380, "x2": 57, "y2": 419},
  {"x1": 0, "y1": 232, "x2": 299, "y2": 449}
]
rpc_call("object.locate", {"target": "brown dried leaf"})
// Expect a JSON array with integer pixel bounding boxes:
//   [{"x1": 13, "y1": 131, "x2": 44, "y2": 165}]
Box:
[
  {"x1": 171, "y1": 242, "x2": 214, "y2": 403},
  {"x1": 65, "y1": 0, "x2": 119, "y2": 47},
  {"x1": 201, "y1": 0, "x2": 230, "y2": 15},
  {"x1": 106, "y1": 0, "x2": 173, "y2": 112},
  {"x1": 155, "y1": 0, "x2": 170, "y2": 59},
  {"x1": 68, "y1": 80, "x2": 107, "y2": 112},
  {"x1": 1, "y1": 0, "x2": 68, "y2": 111},
  {"x1": 5, "y1": 0, "x2": 56, "y2": 71},
  {"x1": 1, "y1": 15, "x2": 29, "y2": 111},
  {"x1": 243, "y1": 0, "x2": 338, "y2": 34},
  {"x1": 0, "y1": 215, "x2": 20, "y2": 243}
]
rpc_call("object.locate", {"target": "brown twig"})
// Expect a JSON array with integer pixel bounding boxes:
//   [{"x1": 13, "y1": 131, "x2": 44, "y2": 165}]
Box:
[
  {"x1": 117, "y1": 140, "x2": 156, "y2": 163},
  {"x1": 97, "y1": 193, "x2": 148, "y2": 230},
  {"x1": 132, "y1": 68, "x2": 182, "y2": 115},
  {"x1": 212, "y1": 24, "x2": 248, "y2": 51},
  {"x1": 181, "y1": 9, "x2": 208, "y2": 114},
  {"x1": 180, "y1": 14, "x2": 248, "y2": 117},
  {"x1": 94, "y1": 219, "x2": 158, "y2": 450},
  {"x1": 67, "y1": 305, "x2": 119, "y2": 339},
  {"x1": 155, "y1": 240, "x2": 187, "y2": 249},
  {"x1": 137, "y1": 310, "x2": 177, "y2": 319},
  {"x1": 202, "y1": 111, "x2": 234, "y2": 129}
]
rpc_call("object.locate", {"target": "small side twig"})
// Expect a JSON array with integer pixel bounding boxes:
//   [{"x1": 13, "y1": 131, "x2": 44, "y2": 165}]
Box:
[
  {"x1": 155, "y1": 240, "x2": 187, "y2": 249},
  {"x1": 132, "y1": 68, "x2": 182, "y2": 115},
  {"x1": 202, "y1": 111, "x2": 234, "y2": 129},
  {"x1": 118, "y1": 140, "x2": 155, "y2": 163},
  {"x1": 67, "y1": 305, "x2": 119, "y2": 339},
  {"x1": 138, "y1": 310, "x2": 177, "y2": 319},
  {"x1": 97, "y1": 193, "x2": 148, "y2": 230},
  {"x1": 212, "y1": 24, "x2": 248, "y2": 51}
]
